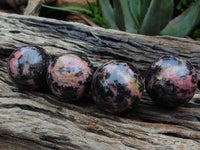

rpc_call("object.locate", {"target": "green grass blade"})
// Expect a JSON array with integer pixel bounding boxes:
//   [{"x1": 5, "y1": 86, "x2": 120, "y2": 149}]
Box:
[
  {"x1": 119, "y1": 0, "x2": 137, "y2": 33},
  {"x1": 140, "y1": 0, "x2": 174, "y2": 35},
  {"x1": 99, "y1": 0, "x2": 119, "y2": 29},
  {"x1": 42, "y1": 5, "x2": 92, "y2": 15},
  {"x1": 161, "y1": 0, "x2": 200, "y2": 37},
  {"x1": 128, "y1": 0, "x2": 151, "y2": 28}
]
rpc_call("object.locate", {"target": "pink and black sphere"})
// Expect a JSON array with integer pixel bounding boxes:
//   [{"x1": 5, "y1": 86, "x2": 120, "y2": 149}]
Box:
[
  {"x1": 145, "y1": 55, "x2": 197, "y2": 108},
  {"x1": 8, "y1": 46, "x2": 51, "y2": 90},
  {"x1": 46, "y1": 54, "x2": 93, "y2": 102},
  {"x1": 91, "y1": 61, "x2": 144, "y2": 114}
]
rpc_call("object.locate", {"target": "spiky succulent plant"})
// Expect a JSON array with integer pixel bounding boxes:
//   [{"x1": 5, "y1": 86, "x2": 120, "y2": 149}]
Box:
[{"x1": 99, "y1": 0, "x2": 200, "y2": 37}]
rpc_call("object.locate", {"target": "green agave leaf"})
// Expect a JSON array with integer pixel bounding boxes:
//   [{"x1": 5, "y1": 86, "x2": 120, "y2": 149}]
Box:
[
  {"x1": 140, "y1": 0, "x2": 174, "y2": 35},
  {"x1": 161, "y1": 0, "x2": 200, "y2": 37},
  {"x1": 113, "y1": 0, "x2": 125, "y2": 31},
  {"x1": 42, "y1": 5, "x2": 92, "y2": 15},
  {"x1": 128, "y1": 0, "x2": 151, "y2": 28},
  {"x1": 99, "y1": 0, "x2": 119, "y2": 29},
  {"x1": 118, "y1": 0, "x2": 137, "y2": 33}
]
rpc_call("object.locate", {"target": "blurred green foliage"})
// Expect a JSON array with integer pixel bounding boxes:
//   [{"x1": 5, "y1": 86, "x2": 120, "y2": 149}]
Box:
[
  {"x1": 86, "y1": 2, "x2": 107, "y2": 28},
  {"x1": 99, "y1": 0, "x2": 200, "y2": 38},
  {"x1": 41, "y1": 0, "x2": 200, "y2": 40},
  {"x1": 42, "y1": 2, "x2": 106, "y2": 28},
  {"x1": 192, "y1": 28, "x2": 200, "y2": 40},
  {"x1": 176, "y1": 0, "x2": 196, "y2": 13}
]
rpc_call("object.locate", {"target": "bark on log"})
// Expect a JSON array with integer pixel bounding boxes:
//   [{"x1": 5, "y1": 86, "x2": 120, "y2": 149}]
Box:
[{"x1": 0, "y1": 12, "x2": 200, "y2": 150}]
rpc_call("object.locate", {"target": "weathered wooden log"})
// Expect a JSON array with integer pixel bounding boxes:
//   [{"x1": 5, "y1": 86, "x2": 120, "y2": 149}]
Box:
[{"x1": 0, "y1": 12, "x2": 200, "y2": 150}]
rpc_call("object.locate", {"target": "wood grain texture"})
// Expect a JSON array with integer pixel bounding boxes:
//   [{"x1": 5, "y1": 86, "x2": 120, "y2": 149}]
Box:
[{"x1": 0, "y1": 12, "x2": 200, "y2": 150}]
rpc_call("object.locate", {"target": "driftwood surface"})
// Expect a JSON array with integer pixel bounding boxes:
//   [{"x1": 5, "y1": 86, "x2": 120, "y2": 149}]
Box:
[{"x1": 0, "y1": 12, "x2": 200, "y2": 150}]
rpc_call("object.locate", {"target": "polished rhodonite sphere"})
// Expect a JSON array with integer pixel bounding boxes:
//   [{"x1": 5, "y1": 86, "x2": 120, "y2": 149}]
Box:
[
  {"x1": 145, "y1": 55, "x2": 197, "y2": 108},
  {"x1": 8, "y1": 45, "x2": 51, "y2": 90},
  {"x1": 47, "y1": 54, "x2": 93, "y2": 102},
  {"x1": 91, "y1": 61, "x2": 144, "y2": 114}
]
